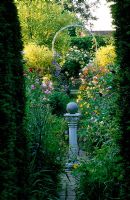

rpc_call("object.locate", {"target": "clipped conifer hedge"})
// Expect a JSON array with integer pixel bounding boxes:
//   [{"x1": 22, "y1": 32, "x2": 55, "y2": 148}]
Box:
[
  {"x1": 108, "y1": 0, "x2": 130, "y2": 198},
  {"x1": 0, "y1": 1, "x2": 28, "y2": 199}
]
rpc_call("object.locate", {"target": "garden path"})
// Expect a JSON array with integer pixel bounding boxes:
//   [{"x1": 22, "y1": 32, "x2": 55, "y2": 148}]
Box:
[
  {"x1": 59, "y1": 170, "x2": 76, "y2": 200},
  {"x1": 59, "y1": 150, "x2": 86, "y2": 200}
]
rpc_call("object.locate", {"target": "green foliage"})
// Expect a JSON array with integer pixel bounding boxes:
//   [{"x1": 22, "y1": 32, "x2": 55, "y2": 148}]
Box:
[
  {"x1": 60, "y1": 0, "x2": 99, "y2": 23},
  {"x1": 77, "y1": 63, "x2": 120, "y2": 151},
  {"x1": 71, "y1": 36, "x2": 96, "y2": 52},
  {"x1": 16, "y1": 0, "x2": 77, "y2": 53},
  {"x1": 48, "y1": 90, "x2": 70, "y2": 116},
  {"x1": 74, "y1": 61, "x2": 124, "y2": 199},
  {"x1": 26, "y1": 105, "x2": 66, "y2": 199},
  {"x1": 70, "y1": 35, "x2": 114, "y2": 52},
  {"x1": 64, "y1": 35, "x2": 115, "y2": 83},
  {"x1": 107, "y1": 0, "x2": 130, "y2": 197},
  {"x1": 61, "y1": 46, "x2": 90, "y2": 82},
  {"x1": 25, "y1": 70, "x2": 67, "y2": 199},
  {"x1": 76, "y1": 144, "x2": 123, "y2": 200},
  {"x1": 0, "y1": 1, "x2": 28, "y2": 199}
]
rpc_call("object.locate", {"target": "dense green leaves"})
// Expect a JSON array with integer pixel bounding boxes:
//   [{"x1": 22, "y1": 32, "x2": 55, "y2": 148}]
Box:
[
  {"x1": 0, "y1": 1, "x2": 28, "y2": 199},
  {"x1": 107, "y1": 0, "x2": 130, "y2": 198},
  {"x1": 74, "y1": 60, "x2": 123, "y2": 199},
  {"x1": 71, "y1": 34, "x2": 114, "y2": 51},
  {"x1": 24, "y1": 70, "x2": 67, "y2": 199},
  {"x1": 16, "y1": 0, "x2": 77, "y2": 53}
]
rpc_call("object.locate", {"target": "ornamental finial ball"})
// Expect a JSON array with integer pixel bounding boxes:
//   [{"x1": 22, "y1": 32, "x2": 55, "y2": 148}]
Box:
[{"x1": 66, "y1": 102, "x2": 78, "y2": 114}]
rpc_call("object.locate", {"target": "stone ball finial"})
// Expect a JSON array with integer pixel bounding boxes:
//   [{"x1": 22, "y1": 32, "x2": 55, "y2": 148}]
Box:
[{"x1": 66, "y1": 102, "x2": 78, "y2": 114}]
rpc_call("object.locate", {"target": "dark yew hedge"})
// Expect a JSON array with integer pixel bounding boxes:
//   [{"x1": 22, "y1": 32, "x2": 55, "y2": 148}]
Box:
[
  {"x1": 0, "y1": 2, "x2": 66, "y2": 200},
  {"x1": 0, "y1": 1, "x2": 28, "y2": 199},
  {"x1": 108, "y1": 0, "x2": 130, "y2": 198}
]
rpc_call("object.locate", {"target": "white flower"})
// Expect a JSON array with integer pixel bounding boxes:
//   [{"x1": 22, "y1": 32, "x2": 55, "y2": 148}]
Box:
[{"x1": 41, "y1": 82, "x2": 47, "y2": 88}]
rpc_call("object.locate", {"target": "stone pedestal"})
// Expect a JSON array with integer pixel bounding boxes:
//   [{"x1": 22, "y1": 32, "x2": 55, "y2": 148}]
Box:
[{"x1": 64, "y1": 113, "x2": 81, "y2": 162}]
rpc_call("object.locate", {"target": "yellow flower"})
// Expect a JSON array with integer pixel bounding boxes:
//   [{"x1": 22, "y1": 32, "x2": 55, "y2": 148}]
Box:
[
  {"x1": 24, "y1": 43, "x2": 53, "y2": 74},
  {"x1": 73, "y1": 163, "x2": 79, "y2": 169},
  {"x1": 79, "y1": 85, "x2": 86, "y2": 90},
  {"x1": 86, "y1": 104, "x2": 90, "y2": 108},
  {"x1": 95, "y1": 45, "x2": 116, "y2": 68},
  {"x1": 77, "y1": 95, "x2": 82, "y2": 100},
  {"x1": 94, "y1": 110, "x2": 100, "y2": 115}
]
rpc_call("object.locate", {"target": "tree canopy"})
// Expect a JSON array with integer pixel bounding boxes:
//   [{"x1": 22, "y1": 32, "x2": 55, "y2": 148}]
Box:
[{"x1": 15, "y1": 0, "x2": 78, "y2": 54}]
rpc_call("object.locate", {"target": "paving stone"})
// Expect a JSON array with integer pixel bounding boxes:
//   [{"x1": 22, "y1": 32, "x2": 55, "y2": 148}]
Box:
[{"x1": 59, "y1": 170, "x2": 77, "y2": 200}]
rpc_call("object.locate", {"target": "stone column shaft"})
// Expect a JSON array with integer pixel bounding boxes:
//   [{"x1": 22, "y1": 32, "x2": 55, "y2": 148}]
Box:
[{"x1": 64, "y1": 113, "x2": 81, "y2": 161}]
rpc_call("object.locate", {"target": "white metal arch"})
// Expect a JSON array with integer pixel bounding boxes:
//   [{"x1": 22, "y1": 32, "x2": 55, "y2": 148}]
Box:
[{"x1": 51, "y1": 23, "x2": 97, "y2": 57}]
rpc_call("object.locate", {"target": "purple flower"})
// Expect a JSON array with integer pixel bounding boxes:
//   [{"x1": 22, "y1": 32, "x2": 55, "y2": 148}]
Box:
[
  {"x1": 52, "y1": 60, "x2": 57, "y2": 65},
  {"x1": 31, "y1": 85, "x2": 35, "y2": 90},
  {"x1": 44, "y1": 89, "x2": 51, "y2": 94}
]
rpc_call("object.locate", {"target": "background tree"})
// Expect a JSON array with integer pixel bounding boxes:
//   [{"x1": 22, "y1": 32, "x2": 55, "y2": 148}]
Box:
[
  {"x1": 63, "y1": 0, "x2": 99, "y2": 23},
  {"x1": 108, "y1": 0, "x2": 130, "y2": 198},
  {"x1": 54, "y1": 0, "x2": 99, "y2": 36},
  {"x1": 15, "y1": 0, "x2": 77, "y2": 54},
  {"x1": 0, "y1": 0, "x2": 28, "y2": 199}
]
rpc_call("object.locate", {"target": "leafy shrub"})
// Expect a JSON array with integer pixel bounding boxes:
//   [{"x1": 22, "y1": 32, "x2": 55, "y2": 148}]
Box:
[
  {"x1": 24, "y1": 43, "x2": 53, "y2": 75},
  {"x1": 95, "y1": 45, "x2": 116, "y2": 67},
  {"x1": 61, "y1": 46, "x2": 90, "y2": 79},
  {"x1": 48, "y1": 90, "x2": 70, "y2": 116},
  {"x1": 70, "y1": 35, "x2": 114, "y2": 52},
  {"x1": 70, "y1": 36, "x2": 96, "y2": 52},
  {"x1": 26, "y1": 105, "x2": 66, "y2": 200},
  {"x1": 75, "y1": 61, "x2": 124, "y2": 199},
  {"x1": 76, "y1": 144, "x2": 123, "y2": 200},
  {"x1": 24, "y1": 70, "x2": 67, "y2": 199},
  {"x1": 77, "y1": 63, "x2": 119, "y2": 152},
  {"x1": 16, "y1": 0, "x2": 77, "y2": 55}
]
